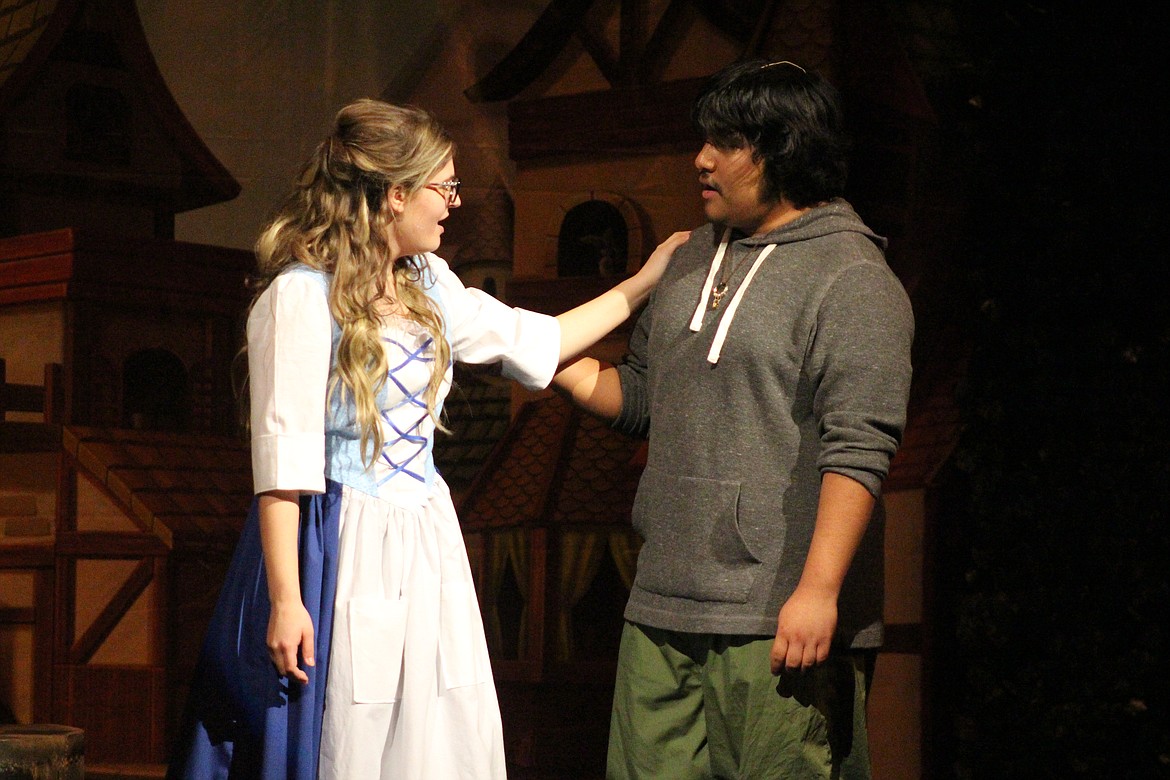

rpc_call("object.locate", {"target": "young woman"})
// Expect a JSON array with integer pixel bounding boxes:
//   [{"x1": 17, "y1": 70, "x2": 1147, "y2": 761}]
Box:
[{"x1": 167, "y1": 99, "x2": 687, "y2": 779}]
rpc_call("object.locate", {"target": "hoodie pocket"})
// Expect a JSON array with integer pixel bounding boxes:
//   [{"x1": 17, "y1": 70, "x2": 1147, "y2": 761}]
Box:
[
  {"x1": 632, "y1": 470, "x2": 760, "y2": 603},
  {"x1": 348, "y1": 596, "x2": 409, "y2": 703}
]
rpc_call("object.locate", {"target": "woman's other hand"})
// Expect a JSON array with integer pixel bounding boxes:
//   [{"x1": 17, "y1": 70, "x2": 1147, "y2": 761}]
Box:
[{"x1": 268, "y1": 598, "x2": 315, "y2": 684}]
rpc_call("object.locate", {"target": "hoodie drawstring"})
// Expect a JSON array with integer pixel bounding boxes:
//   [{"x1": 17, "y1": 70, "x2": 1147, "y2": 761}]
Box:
[
  {"x1": 688, "y1": 230, "x2": 778, "y2": 365},
  {"x1": 706, "y1": 244, "x2": 775, "y2": 364},
  {"x1": 688, "y1": 228, "x2": 732, "y2": 332}
]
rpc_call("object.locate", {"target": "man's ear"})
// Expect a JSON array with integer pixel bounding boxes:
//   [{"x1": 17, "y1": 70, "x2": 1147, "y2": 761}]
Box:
[{"x1": 386, "y1": 185, "x2": 408, "y2": 215}]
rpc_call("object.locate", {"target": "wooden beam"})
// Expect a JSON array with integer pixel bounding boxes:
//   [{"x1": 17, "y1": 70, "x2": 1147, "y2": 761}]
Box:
[
  {"x1": 693, "y1": 0, "x2": 757, "y2": 41},
  {"x1": 56, "y1": 532, "x2": 169, "y2": 557},
  {"x1": 638, "y1": 0, "x2": 695, "y2": 83},
  {"x1": 0, "y1": 283, "x2": 71, "y2": 306},
  {"x1": 2, "y1": 383, "x2": 45, "y2": 415},
  {"x1": 618, "y1": 0, "x2": 647, "y2": 85},
  {"x1": 575, "y1": 18, "x2": 620, "y2": 87},
  {"x1": 0, "y1": 252, "x2": 74, "y2": 290},
  {"x1": 0, "y1": 544, "x2": 54, "y2": 567},
  {"x1": 33, "y1": 567, "x2": 54, "y2": 723},
  {"x1": 0, "y1": 607, "x2": 34, "y2": 623},
  {"x1": 742, "y1": 0, "x2": 782, "y2": 59},
  {"x1": 526, "y1": 527, "x2": 548, "y2": 677},
  {"x1": 68, "y1": 556, "x2": 154, "y2": 664},
  {"x1": 53, "y1": 554, "x2": 76, "y2": 685},
  {"x1": 43, "y1": 363, "x2": 65, "y2": 424},
  {"x1": 508, "y1": 77, "x2": 706, "y2": 160},
  {"x1": 464, "y1": 0, "x2": 599, "y2": 103},
  {"x1": 0, "y1": 422, "x2": 61, "y2": 453}
]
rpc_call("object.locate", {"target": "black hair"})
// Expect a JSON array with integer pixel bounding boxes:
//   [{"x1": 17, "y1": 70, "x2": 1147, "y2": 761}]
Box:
[{"x1": 692, "y1": 59, "x2": 850, "y2": 207}]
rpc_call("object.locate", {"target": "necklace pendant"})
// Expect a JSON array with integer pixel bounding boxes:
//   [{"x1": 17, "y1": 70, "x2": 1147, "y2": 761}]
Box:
[{"x1": 710, "y1": 282, "x2": 728, "y2": 310}]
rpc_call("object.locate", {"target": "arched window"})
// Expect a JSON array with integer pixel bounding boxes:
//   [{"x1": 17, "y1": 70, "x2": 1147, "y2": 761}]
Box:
[
  {"x1": 122, "y1": 349, "x2": 191, "y2": 431},
  {"x1": 556, "y1": 200, "x2": 628, "y2": 277}
]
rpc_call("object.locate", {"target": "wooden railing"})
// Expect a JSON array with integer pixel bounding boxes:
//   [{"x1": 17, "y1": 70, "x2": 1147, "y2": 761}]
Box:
[
  {"x1": 0, "y1": 358, "x2": 64, "y2": 424},
  {"x1": 0, "y1": 355, "x2": 59, "y2": 721},
  {"x1": 0, "y1": 358, "x2": 65, "y2": 453}
]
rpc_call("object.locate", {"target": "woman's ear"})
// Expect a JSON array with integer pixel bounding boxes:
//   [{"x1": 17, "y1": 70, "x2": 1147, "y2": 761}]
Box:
[{"x1": 386, "y1": 185, "x2": 408, "y2": 215}]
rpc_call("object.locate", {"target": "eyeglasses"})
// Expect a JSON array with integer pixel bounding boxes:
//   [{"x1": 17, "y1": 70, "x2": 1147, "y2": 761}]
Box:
[{"x1": 424, "y1": 178, "x2": 461, "y2": 206}]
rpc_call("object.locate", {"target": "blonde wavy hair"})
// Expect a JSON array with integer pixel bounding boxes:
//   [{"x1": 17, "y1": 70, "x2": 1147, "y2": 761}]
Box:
[{"x1": 250, "y1": 99, "x2": 453, "y2": 466}]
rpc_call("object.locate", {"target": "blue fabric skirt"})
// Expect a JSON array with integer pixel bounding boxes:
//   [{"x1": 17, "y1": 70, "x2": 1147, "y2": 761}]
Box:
[{"x1": 167, "y1": 481, "x2": 341, "y2": 780}]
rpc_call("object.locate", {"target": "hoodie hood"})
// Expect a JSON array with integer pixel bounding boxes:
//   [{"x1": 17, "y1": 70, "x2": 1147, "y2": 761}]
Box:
[
  {"x1": 689, "y1": 198, "x2": 887, "y2": 364},
  {"x1": 734, "y1": 198, "x2": 887, "y2": 252}
]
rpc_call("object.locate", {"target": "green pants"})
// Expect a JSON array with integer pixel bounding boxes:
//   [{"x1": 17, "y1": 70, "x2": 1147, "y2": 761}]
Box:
[{"x1": 608, "y1": 622, "x2": 872, "y2": 780}]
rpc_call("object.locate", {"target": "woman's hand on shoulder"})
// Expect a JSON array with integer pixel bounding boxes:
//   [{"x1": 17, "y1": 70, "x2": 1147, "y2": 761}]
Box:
[{"x1": 638, "y1": 230, "x2": 692, "y2": 286}]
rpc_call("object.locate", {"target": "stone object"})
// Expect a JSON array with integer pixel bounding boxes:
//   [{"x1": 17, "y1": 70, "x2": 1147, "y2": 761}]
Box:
[{"x1": 0, "y1": 725, "x2": 84, "y2": 779}]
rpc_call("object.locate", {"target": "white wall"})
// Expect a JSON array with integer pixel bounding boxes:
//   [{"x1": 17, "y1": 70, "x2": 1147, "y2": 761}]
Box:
[
  {"x1": 135, "y1": 0, "x2": 549, "y2": 252},
  {"x1": 135, "y1": 0, "x2": 452, "y2": 249}
]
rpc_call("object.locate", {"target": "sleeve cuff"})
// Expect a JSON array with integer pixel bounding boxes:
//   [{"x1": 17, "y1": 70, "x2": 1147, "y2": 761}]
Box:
[
  {"x1": 251, "y1": 433, "x2": 327, "y2": 495},
  {"x1": 819, "y1": 465, "x2": 885, "y2": 498},
  {"x1": 611, "y1": 363, "x2": 651, "y2": 439},
  {"x1": 500, "y1": 310, "x2": 561, "y2": 390}
]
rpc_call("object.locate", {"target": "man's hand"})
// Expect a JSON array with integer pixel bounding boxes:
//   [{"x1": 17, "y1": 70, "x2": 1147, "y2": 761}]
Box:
[
  {"x1": 770, "y1": 472, "x2": 875, "y2": 675},
  {"x1": 770, "y1": 584, "x2": 838, "y2": 674}
]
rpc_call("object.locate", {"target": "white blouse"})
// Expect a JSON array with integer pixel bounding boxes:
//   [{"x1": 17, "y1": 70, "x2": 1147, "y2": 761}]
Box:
[{"x1": 246, "y1": 256, "x2": 560, "y2": 498}]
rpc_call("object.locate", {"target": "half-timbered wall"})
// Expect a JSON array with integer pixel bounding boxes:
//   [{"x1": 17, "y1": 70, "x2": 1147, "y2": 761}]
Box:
[{"x1": 53, "y1": 444, "x2": 169, "y2": 763}]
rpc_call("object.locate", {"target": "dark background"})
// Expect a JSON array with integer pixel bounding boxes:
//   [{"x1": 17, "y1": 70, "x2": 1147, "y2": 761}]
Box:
[{"x1": 924, "y1": 1, "x2": 1168, "y2": 776}]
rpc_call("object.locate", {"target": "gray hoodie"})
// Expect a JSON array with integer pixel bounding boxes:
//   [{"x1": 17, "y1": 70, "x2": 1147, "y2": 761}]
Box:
[{"x1": 614, "y1": 199, "x2": 914, "y2": 647}]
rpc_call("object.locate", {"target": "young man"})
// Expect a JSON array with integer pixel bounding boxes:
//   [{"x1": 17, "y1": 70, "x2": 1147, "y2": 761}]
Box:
[{"x1": 554, "y1": 60, "x2": 914, "y2": 778}]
